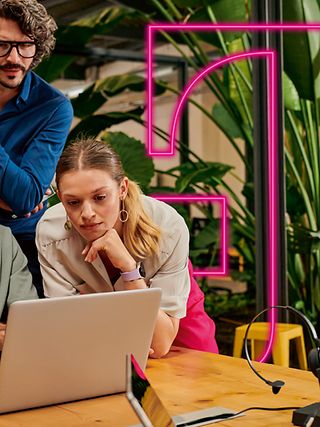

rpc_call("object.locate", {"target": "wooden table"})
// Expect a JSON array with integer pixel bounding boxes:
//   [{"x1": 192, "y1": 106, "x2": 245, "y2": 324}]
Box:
[{"x1": 0, "y1": 347, "x2": 318, "y2": 426}]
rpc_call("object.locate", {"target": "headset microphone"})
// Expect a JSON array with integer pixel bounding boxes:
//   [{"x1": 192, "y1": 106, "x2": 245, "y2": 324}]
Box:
[
  {"x1": 243, "y1": 305, "x2": 320, "y2": 395},
  {"x1": 244, "y1": 305, "x2": 320, "y2": 425},
  {"x1": 269, "y1": 380, "x2": 285, "y2": 395},
  {"x1": 243, "y1": 310, "x2": 285, "y2": 394}
]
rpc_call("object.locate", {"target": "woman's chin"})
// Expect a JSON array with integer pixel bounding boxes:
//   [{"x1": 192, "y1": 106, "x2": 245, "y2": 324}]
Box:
[{"x1": 79, "y1": 224, "x2": 106, "y2": 240}]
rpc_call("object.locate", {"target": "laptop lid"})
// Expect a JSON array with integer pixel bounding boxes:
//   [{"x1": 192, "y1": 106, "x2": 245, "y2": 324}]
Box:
[
  {"x1": 0, "y1": 288, "x2": 161, "y2": 413},
  {"x1": 126, "y1": 354, "x2": 242, "y2": 427},
  {"x1": 126, "y1": 353, "x2": 175, "y2": 427}
]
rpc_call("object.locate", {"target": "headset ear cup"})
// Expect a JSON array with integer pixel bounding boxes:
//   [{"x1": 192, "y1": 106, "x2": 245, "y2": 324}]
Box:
[{"x1": 308, "y1": 348, "x2": 320, "y2": 379}]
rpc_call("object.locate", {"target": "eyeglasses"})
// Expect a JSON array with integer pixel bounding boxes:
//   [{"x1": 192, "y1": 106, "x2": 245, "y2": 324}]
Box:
[{"x1": 0, "y1": 41, "x2": 37, "y2": 58}]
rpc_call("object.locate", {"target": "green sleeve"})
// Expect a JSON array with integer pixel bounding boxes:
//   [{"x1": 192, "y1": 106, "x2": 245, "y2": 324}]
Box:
[{"x1": 0, "y1": 227, "x2": 38, "y2": 318}]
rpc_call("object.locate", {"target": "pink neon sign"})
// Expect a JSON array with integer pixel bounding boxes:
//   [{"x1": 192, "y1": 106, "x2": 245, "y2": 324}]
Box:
[
  {"x1": 146, "y1": 23, "x2": 307, "y2": 362},
  {"x1": 153, "y1": 194, "x2": 228, "y2": 276}
]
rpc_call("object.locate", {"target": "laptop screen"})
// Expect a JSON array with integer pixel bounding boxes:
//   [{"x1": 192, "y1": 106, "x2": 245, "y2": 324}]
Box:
[
  {"x1": 0, "y1": 289, "x2": 162, "y2": 414},
  {"x1": 127, "y1": 354, "x2": 175, "y2": 427},
  {"x1": 126, "y1": 354, "x2": 242, "y2": 427}
]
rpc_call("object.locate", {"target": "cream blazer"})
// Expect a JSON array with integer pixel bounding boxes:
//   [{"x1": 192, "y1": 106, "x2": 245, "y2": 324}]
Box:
[{"x1": 36, "y1": 196, "x2": 190, "y2": 318}]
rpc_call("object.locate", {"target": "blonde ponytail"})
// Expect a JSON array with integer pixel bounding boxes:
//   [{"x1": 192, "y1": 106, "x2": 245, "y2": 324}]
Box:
[{"x1": 123, "y1": 181, "x2": 161, "y2": 260}]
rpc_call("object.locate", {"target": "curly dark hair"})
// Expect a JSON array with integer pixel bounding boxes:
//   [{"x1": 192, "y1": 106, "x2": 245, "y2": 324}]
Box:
[{"x1": 0, "y1": 0, "x2": 57, "y2": 68}]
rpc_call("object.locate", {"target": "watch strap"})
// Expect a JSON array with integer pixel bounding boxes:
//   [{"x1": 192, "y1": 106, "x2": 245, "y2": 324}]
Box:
[{"x1": 120, "y1": 264, "x2": 143, "y2": 282}]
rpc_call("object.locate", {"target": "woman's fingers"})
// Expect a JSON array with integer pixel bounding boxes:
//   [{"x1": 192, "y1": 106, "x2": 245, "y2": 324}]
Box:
[
  {"x1": 83, "y1": 231, "x2": 114, "y2": 263},
  {"x1": 82, "y1": 244, "x2": 90, "y2": 257},
  {"x1": 0, "y1": 324, "x2": 6, "y2": 351},
  {"x1": 82, "y1": 229, "x2": 135, "y2": 270}
]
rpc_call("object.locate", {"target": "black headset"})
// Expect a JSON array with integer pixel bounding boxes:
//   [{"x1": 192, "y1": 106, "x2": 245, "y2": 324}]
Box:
[{"x1": 244, "y1": 305, "x2": 320, "y2": 394}]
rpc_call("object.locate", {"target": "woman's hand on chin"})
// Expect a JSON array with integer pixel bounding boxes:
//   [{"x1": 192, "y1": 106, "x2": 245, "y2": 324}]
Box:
[{"x1": 82, "y1": 228, "x2": 136, "y2": 272}]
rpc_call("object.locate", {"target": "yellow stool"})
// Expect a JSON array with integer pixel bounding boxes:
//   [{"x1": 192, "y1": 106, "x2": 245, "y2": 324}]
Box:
[{"x1": 233, "y1": 322, "x2": 308, "y2": 369}]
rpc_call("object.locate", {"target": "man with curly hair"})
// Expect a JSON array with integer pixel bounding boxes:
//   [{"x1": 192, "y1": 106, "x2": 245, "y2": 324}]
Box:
[{"x1": 0, "y1": 0, "x2": 73, "y2": 297}]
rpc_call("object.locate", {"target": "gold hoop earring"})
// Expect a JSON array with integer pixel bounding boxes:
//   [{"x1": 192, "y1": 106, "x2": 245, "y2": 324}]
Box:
[
  {"x1": 64, "y1": 215, "x2": 72, "y2": 230},
  {"x1": 119, "y1": 199, "x2": 129, "y2": 223}
]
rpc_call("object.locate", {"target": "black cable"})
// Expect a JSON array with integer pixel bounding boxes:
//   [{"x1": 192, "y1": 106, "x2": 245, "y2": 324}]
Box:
[
  {"x1": 235, "y1": 406, "x2": 300, "y2": 415},
  {"x1": 176, "y1": 406, "x2": 300, "y2": 426}
]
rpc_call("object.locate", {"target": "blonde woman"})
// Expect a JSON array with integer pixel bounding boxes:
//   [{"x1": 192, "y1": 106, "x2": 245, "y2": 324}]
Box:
[{"x1": 36, "y1": 138, "x2": 218, "y2": 357}]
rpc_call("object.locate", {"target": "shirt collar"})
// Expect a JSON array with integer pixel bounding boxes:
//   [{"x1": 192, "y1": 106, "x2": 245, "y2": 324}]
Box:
[{"x1": 17, "y1": 71, "x2": 32, "y2": 104}]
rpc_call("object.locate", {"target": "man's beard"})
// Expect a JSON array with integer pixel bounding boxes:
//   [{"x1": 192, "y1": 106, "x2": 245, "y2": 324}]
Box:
[{"x1": 0, "y1": 62, "x2": 26, "y2": 89}]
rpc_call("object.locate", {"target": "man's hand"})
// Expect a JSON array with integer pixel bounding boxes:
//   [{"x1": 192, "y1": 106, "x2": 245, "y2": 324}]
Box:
[
  {"x1": 0, "y1": 188, "x2": 52, "y2": 217},
  {"x1": 24, "y1": 188, "x2": 52, "y2": 218},
  {"x1": 0, "y1": 198, "x2": 12, "y2": 211},
  {"x1": 0, "y1": 323, "x2": 6, "y2": 351}
]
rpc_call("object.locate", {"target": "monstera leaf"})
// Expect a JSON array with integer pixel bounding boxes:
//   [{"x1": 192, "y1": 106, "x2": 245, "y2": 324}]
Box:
[
  {"x1": 283, "y1": 0, "x2": 320, "y2": 101},
  {"x1": 101, "y1": 132, "x2": 155, "y2": 190},
  {"x1": 189, "y1": 0, "x2": 248, "y2": 48}
]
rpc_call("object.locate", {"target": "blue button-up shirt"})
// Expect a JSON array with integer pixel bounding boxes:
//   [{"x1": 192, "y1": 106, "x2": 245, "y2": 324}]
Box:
[{"x1": 0, "y1": 71, "x2": 73, "y2": 236}]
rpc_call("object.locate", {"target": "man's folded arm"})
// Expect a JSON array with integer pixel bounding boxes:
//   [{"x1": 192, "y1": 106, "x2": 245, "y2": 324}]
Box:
[{"x1": 0, "y1": 99, "x2": 73, "y2": 214}]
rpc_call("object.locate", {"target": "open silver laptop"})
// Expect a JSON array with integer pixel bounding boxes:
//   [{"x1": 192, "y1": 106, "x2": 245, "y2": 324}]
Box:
[
  {"x1": 0, "y1": 288, "x2": 161, "y2": 413},
  {"x1": 126, "y1": 354, "x2": 243, "y2": 427}
]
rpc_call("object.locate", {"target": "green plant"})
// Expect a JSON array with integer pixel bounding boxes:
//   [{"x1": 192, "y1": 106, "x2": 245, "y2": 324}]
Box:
[{"x1": 118, "y1": 0, "x2": 320, "y2": 323}]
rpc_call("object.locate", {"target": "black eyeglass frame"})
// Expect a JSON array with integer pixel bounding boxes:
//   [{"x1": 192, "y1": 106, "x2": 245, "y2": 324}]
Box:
[{"x1": 0, "y1": 40, "x2": 37, "y2": 58}]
